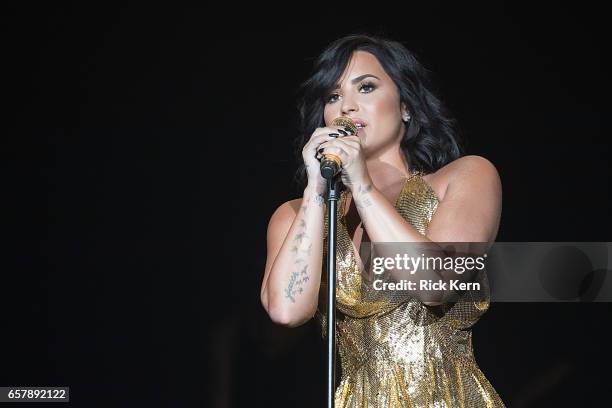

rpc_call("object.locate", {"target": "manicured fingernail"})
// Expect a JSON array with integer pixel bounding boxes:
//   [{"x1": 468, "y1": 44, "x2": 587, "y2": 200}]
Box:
[
  {"x1": 318, "y1": 147, "x2": 324, "y2": 154},
  {"x1": 337, "y1": 129, "x2": 347, "y2": 136},
  {"x1": 329, "y1": 132, "x2": 339, "y2": 138}
]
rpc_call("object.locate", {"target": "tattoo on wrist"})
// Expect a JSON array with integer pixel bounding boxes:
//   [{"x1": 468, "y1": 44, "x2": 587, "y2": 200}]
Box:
[
  {"x1": 356, "y1": 199, "x2": 372, "y2": 211},
  {"x1": 358, "y1": 183, "x2": 373, "y2": 195},
  {"x1": 314, "y1": 193, "x2": 324, "y2": 206},
  {"x1": 355, "y1": 184, "x2": 373, "y2": 210}
]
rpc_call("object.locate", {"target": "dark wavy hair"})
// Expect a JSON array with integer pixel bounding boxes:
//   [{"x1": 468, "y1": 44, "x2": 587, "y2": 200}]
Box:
[{"x1": 294, "y1": 34, "x2": 463, "y2": 188}]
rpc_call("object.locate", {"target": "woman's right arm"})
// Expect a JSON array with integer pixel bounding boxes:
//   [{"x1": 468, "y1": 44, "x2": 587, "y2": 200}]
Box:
[
  {"x1": 260, "y1": 126, "x2": 343, "y2": 327},
  {"x1": 260, "y1": 185, "x2": 326, "y2": 327}
]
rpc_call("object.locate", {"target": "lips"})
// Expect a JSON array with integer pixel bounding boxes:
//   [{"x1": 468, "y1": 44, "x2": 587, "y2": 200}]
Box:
[{"x1": 352, "y1": 118, "x2": 367, "y2": 129}]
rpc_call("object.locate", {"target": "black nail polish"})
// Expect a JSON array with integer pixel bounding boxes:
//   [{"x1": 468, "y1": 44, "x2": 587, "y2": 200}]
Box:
[
  {"x1": 337, "y1": 129, "x2": 347, "y2": 136},
  {"x1": 344, "y1": 126, "x2": 354, "y2": 134},
  {"x1": 329, "y1": 132, "x2": 339, "y2": 138},
  {"x1": 318, "y1": 147, "x2": 324, "y2": 154}
]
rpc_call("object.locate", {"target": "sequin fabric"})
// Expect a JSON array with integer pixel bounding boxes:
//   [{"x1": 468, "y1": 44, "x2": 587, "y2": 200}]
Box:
[{"x1": 317, "y1": 173, "x2": 505, "y2": 407}]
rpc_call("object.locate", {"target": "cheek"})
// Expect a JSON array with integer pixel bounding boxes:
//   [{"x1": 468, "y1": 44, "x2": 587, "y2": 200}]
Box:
[
  {"x1": 323, "y1": 106, "x2": 335, "y2": 126},
  {"x1": 372, "y1": 96, "x2": 401, "y2": 119}
]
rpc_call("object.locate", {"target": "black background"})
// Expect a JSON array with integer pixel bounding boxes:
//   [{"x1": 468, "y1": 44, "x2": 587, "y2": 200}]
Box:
[{"x1": 4, "y1": 2, "x2": 609, "y2": 407}]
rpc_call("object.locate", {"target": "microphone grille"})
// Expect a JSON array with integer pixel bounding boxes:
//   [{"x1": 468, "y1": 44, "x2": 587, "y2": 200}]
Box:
[{"x1": 331, "y1": 116, "x2": 358, "y2": 135}]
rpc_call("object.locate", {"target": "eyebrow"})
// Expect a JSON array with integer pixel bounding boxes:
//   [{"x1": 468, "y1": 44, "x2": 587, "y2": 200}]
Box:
[{"x1": 333, "y1": 74, "x2": 380, "y2": 89}]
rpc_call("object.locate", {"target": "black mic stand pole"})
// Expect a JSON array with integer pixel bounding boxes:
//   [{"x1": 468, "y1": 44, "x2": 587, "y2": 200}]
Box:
[{"x1": 324, "y1": 174, "x2": 339, "y2": 408}]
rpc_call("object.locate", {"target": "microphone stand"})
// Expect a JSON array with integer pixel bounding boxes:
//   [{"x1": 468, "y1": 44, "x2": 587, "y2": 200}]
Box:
[
  {"x1": 321, "y1": 116, "x2": 356, "y2": 407},
  {"x1": 324, "y1": 175, "x2": 339, "y2": 408}
]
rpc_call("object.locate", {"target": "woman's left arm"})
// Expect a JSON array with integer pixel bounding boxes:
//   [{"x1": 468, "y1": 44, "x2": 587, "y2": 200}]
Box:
[
  {"x1": 354, "y1": 155, "x2": 502, "y2": 244},
  {"x1": 319, "y1": 135, "x2": 502, "y2": 304},
  {"x1": 317, "y1": 136, "x2": 502, "y2": 244},
  {"x1": 357, "y1": 155, "x2": 502, "y2": 305}
]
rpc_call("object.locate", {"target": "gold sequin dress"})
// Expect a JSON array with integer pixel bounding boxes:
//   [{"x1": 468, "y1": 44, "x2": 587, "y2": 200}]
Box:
[{"x1": 317, "y1": 173, "x2": 505, "y2": 407}]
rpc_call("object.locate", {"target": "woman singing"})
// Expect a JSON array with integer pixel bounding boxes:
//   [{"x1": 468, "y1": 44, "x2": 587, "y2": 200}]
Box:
[{"x1": 260, "y1": 34, "x2": 504, "y2": 407}]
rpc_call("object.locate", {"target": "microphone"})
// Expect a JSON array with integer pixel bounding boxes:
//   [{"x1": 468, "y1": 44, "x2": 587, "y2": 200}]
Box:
[{"x1": 320, "y1": 116, "x2": 359, "y2": 179}]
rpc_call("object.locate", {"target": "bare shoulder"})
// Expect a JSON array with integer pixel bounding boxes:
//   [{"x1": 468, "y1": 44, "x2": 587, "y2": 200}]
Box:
[
  {"x1": 422, "y1": 155, "x2": 501, "y2": 201},
  {"x1": 444, "y1": 155, "x2": 500, "y2": 183},
  {"x1": 267, "y1": 198, "x2": 303, "y2": 235}
]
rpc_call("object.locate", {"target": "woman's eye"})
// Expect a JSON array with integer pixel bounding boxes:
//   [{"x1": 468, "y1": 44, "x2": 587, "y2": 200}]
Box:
[
  {"x1": 326, "y1": 82, "x2": 375, "y2": 103},
  {"x1": 326, "y1": 93, "x2": 340, "y2": 103},
  {"x1": 359, "y1": 82, "x2": 376, "y2": 93}
]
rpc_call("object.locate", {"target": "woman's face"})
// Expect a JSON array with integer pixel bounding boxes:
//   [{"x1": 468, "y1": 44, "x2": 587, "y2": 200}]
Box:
[{"x1": 323, "y1": 51, "x2": 408, "y2": 157}]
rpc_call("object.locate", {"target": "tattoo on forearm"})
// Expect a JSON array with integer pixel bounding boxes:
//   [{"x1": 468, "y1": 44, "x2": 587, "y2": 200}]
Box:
[
  {"x1": 284, "y1": 264, "x2": 309, "y2": 303},
  {"x1": 294, "y1": 231, "x2": 309, "y2": 244},
  {"x1": 285, "y1": 207, "x2": 314, "y2": 302},
  {"x1": 302, "y1": 242, "x2": 313, "y2": 256},
  {"x1": 356, "y1": 184, "x2": 373, "y2": 211},
  {"x1": 356, "y1": 197, "x2": 373, "y2": 209},
  {"x1": 359, "y1": 184, "x2": 373, "y2": 194}
]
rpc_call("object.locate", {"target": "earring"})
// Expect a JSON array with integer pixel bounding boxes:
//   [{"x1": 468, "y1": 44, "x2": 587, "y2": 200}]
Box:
[{"x1": 403, "y1": 114, "x2": 411, "y2": 122}]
